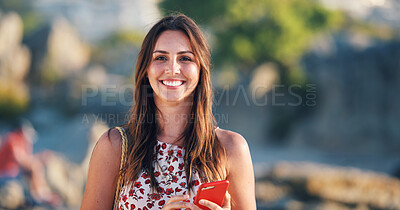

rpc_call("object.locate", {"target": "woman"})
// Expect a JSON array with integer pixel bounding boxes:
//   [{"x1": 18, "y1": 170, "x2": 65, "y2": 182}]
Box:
[{"x1": 81, "y1": 14, "x2": 256, "y2": 210}]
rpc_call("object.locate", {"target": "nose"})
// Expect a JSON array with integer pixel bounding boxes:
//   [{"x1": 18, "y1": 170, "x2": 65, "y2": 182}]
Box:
[{"x1": 166, "y1": 58, "x2": 181, "y2": 75}]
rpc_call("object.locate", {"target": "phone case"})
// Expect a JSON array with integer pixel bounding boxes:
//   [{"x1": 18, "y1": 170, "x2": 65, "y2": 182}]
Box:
[{"x1": 194, "y1": 180, "x2": 229, "y2": 210}]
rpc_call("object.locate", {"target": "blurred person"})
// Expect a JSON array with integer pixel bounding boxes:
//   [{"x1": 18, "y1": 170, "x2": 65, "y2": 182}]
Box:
[
  {"x1": 0, "y1": 121, "x2": 60, "y2": 206},
  {"x1": 81, "y1": 14, "x2": 256, "y2": 209}
]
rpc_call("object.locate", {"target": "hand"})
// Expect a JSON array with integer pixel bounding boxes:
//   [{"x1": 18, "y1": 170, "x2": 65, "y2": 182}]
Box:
[
  {"x1": 193, "y1": 191, "x2": 231, "y2": 210},
  {"x1": 161, "y1": 194, "x2": 191, "y2": 210}
]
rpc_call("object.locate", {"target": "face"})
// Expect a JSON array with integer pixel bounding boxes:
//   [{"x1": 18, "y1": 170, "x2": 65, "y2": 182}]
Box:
[{"x1": 147, "y1": 30, "x2": 200, "y2": 105}]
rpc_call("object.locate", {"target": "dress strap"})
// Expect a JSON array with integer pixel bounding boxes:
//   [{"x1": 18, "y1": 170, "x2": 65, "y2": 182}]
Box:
[{"x1": 113, "y1": 126, "x2": 128, "y2": 210}]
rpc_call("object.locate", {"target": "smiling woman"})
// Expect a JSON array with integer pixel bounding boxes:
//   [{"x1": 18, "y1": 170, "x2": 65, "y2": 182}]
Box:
[
  {"x1": 81, "y1": 14, "x2": 256, "y2": 210},
  {"x1": 148, "y1": 30, "x2": 200, "y2": 104}
]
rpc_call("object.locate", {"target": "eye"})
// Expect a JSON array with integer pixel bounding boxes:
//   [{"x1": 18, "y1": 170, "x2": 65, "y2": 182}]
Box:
[
  {"x1": 180, "y1": 56, "x2": 192, "y2": 62},
  {"x1": 155, "y1": 56, "x2": 167, "y2": 61}
]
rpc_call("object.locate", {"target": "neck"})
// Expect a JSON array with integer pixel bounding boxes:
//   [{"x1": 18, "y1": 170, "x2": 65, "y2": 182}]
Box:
[{"x1": 155, "y1": 99, "x2": 193, "y2": 145}]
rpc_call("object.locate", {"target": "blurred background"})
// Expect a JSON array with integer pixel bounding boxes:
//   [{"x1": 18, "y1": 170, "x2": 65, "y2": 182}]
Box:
[{"x1": 0, "y1": 0, "x2": 399, "y2": 209}]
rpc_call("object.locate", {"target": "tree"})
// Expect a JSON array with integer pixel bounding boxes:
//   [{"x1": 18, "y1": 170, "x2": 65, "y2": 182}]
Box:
[{"x1": 159, "y1": 0, "x2": 343, "y2": 82}]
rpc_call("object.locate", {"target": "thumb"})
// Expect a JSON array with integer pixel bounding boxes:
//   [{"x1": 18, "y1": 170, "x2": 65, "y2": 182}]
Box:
[{"x1": 222, "y1": 191, "x2": 231, "y2": 208}]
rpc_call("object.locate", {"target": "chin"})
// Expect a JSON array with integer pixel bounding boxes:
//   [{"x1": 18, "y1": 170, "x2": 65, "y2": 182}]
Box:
[
  {"x1": 158, "y1": 95, "x2": 192, "y2": 104},
  {"x1": 164, "y1": 97, "x2": 184, "y2": 103}
]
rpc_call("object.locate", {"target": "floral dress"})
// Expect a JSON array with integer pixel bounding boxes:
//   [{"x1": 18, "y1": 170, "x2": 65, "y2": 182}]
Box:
[{"x1": 118, "y1": 140, "x2": 202, "y2": 210}]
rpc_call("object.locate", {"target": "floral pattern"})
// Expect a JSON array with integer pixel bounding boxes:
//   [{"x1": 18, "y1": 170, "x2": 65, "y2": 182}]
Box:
[{"x1": 118, "y1": 140, "x2": 202, "y2": 209}]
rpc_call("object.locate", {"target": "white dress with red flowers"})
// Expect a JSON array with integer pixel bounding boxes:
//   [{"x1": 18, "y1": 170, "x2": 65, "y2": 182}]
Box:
[{"x1": 118, "y1": 140, "x2": 202, "y2": 210}]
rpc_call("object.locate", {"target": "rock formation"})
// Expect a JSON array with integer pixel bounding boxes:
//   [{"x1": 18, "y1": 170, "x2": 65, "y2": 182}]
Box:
[
  {"x1": 42, "y1": 121, "x2": 107, "y2": 207},
  {"x1": 256, "y1": 161, "x2": 400, "y2": 209},
  {"x1": 0, "y1": 12, "x2": 31, "y2": 116},
  {"x1": 24, "y1": 16, "x2": 90, "y2": 84},
  {"x1": 289, "y1": 33, "x2": 400, "y2": 155}
]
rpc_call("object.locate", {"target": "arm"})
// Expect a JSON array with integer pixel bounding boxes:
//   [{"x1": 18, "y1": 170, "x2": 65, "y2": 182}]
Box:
[
  {"x1": 217, "y1": 129, "x2": 256, "y2": 210},
  {"x1": 81, "y1": 128, "x2": 122, "y2": 210},
  {"x1": 10, "y1": 134, "x2": 34, "y2": 171}
]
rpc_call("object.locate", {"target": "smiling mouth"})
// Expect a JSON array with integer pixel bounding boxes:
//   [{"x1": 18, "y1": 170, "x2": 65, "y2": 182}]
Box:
[{"x1": 161, "y1": 80, "x2": 185, "y2": 87}]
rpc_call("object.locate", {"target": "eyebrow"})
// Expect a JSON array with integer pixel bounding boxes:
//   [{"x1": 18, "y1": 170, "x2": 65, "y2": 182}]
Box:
[{"x1": 153, "y1": 50, "x2": 194, "y2": 55}]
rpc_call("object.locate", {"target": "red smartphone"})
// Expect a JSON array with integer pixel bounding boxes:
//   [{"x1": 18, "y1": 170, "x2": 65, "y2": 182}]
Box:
[{"x1": 194, "y1": 180, "x2": 229, "y2": 210}]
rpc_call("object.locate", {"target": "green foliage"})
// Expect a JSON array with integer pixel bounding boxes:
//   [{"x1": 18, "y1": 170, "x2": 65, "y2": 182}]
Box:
[
  {"x1": 159, "y1": 0, "x2": 342, "y2": 140},
  {"x1": 347, "y1": 19, "x2": 396, "y2": 41},
  {"x1": 0, "y1": 81, "x2": 29, "y2": 118},
  {"x1": 40, "y1": 58, "x2": 62, "y2": 85},
  {"x1": 100, "y1": 30, "x2": 145, "y2": 47},
  {"x1": 158, "y1": 0, "x2": 229, "y2": 24},
  {"x1": 159, "y1": 0, "x2": 343, "y2": 74},
  {"x1": 91, "y1": 30, "x2": 144, "y2": 74},
  {"x1": 21, "y1": 12, "x2": 44, "y2": 36}
]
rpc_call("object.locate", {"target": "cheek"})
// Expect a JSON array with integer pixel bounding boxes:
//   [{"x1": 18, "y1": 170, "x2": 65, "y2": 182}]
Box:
[
  {"x1": 147, "y1": 68, "x2": 160, "y2": 91},
  {"x1": 194, "y1": 71, "x2": 200, "y2": 86},
  {"x1": 194, "y1": 68, "x2": 201, "y2": 86},
  {"x1": 147, "y1": 65, "x2": 160, "y2": 81},
  {"x1": 186, "y1": 65, "x2": 200, "y2": 84}
]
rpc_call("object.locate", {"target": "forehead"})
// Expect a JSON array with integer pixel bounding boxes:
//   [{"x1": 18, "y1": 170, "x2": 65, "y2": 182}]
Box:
[{"x1": 154, "y1": 30, "x2": 192, "y2": 51}]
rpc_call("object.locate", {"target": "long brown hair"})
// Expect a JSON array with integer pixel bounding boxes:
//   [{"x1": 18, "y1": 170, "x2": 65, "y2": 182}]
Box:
[{"x1": 121, "y1": 14, "x2": 227, "y2": 192}]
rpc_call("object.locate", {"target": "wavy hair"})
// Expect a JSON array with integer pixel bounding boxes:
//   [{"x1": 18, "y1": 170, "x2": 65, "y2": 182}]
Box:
[{"x1": 121, "y1": 14, "x2": 227, "y2": 193}]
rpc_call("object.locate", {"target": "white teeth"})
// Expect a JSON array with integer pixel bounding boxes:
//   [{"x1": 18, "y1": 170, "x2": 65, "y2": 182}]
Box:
[{"x1": 162, "y1": 80, "x2": 183, "y2": 87}]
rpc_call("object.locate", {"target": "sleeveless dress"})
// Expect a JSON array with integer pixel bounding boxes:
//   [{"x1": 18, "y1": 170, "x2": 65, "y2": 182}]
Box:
[{"x1": 118, "y1": 140, "x2": 202, "y2": 210}]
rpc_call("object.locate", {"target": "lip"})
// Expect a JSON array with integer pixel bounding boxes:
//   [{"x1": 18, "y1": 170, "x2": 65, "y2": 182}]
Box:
[{"x1": 160, "y1": 80, "x2": 185, "y2": 88}]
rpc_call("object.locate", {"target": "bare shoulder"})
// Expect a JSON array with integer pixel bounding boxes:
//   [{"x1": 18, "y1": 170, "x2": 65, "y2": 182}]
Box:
[
  {"x1": 216, "y1": 128, "x2": 248, "y2": 151},
  {"x1": 81, "y1": 127, "x2": 124, "y2": 209},
  {"x1": 216, "y1": 128, "x2": 249, "y2": 156},
  {"x1": 95, "y1": 127, "x2": 123, "y2": 156},
  {"x1": 215, "y1": 128, "x2": 256, "y2": 209}
]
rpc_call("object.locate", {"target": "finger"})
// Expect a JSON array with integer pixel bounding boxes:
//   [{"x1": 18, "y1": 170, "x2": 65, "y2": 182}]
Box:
[
  {"x1": 199, "y1": 199, "x2": 221, "y2": 210},
  {"x1": 222, "y1": 191, "x2": 231, "y2": 208},
  {"x1": 162, "y1": 201, "x2": 191, "y2": 210},
  {"x1": 185, "y1": 203, "x2": 202, "y2": 210},
  {"x1": 165, "y1": 194, "x2": 190, "y2": 204}
]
